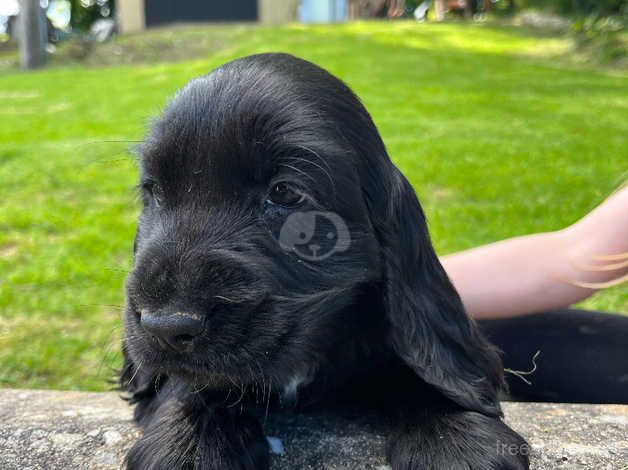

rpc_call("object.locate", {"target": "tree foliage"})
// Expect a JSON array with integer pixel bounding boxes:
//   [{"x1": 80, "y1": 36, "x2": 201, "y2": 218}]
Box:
[
  {"x1": 68, "y1": 0, "x2": 115, "y2": 31},
  {"x1": 404, "y1": 0, "x2": 625, "y2": 16},
  {"x1": 516, "y1": 0, "x2": 624, "y2": 16}
]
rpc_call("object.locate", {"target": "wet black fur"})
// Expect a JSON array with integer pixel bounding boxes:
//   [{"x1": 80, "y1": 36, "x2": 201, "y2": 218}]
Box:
[{"x1": 120, "y1": 53, "x2": 529, "y2": 469}]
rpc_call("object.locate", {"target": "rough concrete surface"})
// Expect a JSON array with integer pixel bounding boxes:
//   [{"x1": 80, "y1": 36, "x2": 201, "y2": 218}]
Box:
[{"x1": 0, "y1": 389, "x2": 626, "y2": 469}]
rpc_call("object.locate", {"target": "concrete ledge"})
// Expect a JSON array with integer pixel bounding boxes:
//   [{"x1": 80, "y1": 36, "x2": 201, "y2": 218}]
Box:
[{"x1": 0, "y1": 389, "x2": 626, "y2": 469}]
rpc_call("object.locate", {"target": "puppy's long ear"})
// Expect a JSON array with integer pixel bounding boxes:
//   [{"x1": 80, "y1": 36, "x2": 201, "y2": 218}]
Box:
[
  {"x1": 292, "y1": 64, "x2": 504, "y2": 415},
  {"x1": 370, "y1": 167, "x2": 505, "y2": 416}
]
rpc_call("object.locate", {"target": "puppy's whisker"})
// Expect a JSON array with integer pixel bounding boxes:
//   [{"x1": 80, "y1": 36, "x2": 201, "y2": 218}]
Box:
[
  {"x1": 263, "y1": 381, "x2": 272, "y2": 425},
  {"x1": 286, "y1": 152, "x2": 335, "y2": 192},
  {"x1": 154, "y1": 373, "x2": 164, "y2": 394},
  {"x1": 226, "y1": 382, "x2": 247, "y2": 408},
  {"x1": 127, "y1": 360, "x2": 143, "y2": 385},
  {"x1": 193, "y1": 378, "x2": 212, "y2": 395},
  {"x1": 104, "y1": 267, "x2": 131, "y2": 274},
  {"x1": 74, "y1": 139, "x2": 142, "y2": 147},
  {"x1": 224, "y1": 386, "x2": 233, "y2": 403},
  {"x1": 214, "y1": 295, "x2": 238, "y2": 304},
  {"x1": 78, "y1": 303, "x2": 125, "y2": 310},
  {"x1": 293, "y1": 144, "x2": 332, "y2": 173},
  {"x1": 277, "y1": 162, "x2": 316, "y2": 184}
]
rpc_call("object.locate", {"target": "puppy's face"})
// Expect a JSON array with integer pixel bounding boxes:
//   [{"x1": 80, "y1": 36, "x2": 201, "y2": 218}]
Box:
[{"x1": 124, "y1": 54, "x2": 382, "y2": 385}]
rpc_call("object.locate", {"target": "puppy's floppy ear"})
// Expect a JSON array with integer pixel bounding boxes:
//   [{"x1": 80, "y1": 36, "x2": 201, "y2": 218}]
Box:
[{"x1": 370, "y1": 167, "x2": 505, "y2": 416}]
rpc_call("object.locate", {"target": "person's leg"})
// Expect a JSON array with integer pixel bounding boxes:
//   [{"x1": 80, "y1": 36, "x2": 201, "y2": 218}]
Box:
[{"x1": 479, "y1": 309, "x2": 628, "y2": 404}]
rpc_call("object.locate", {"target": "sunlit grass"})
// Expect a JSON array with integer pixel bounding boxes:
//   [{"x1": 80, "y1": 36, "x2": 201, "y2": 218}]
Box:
[{"x1": 0, "y1": 21, "x2": 626, "y2": 390}]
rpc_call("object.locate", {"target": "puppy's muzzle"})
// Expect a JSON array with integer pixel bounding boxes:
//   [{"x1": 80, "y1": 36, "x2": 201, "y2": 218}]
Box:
[{"x1": 140, "y1": 310, "x2": 204, "y2": 353}]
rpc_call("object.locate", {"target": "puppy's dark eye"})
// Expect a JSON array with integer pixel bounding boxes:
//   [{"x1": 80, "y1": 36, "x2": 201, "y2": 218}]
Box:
[
  {"x1": 267, "y1": 182, "x2": 305, "y2": 207},
  {"x1": 142, "y1": 182, "x2": 164, "y2": 207}
]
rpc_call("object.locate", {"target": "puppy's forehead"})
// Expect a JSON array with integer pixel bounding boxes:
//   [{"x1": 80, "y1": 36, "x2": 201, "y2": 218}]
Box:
[
  {"x1": 142, "y1": 58, "x2": 354, "y2": 185},
  {"x1": 140, "y1": 54, "x2": 362, "y2": 197}
]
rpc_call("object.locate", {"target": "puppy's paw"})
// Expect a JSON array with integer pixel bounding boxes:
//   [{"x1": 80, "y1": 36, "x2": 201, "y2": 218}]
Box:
[
  {"x1": 387, "y1": 411, "x2": 530, "y2": 470},
  {"x1": 126, "y1": 403, "x2": 269, "y2": 470}
]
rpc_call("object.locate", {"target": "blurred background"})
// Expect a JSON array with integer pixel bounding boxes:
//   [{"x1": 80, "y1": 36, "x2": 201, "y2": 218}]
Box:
[{"x1": 0, "y1": 0, "x2": 626, "y2": 391}]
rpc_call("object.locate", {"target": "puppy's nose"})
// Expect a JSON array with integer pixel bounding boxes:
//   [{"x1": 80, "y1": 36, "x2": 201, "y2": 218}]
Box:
[{"x1": 140, "y1": 311, "x2": 203, "y2": 352}]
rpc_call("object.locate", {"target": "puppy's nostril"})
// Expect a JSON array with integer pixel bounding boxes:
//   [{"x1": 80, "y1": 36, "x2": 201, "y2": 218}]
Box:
[{"x1": 140, "y1": 312, "x2": 203, "y2": 352}]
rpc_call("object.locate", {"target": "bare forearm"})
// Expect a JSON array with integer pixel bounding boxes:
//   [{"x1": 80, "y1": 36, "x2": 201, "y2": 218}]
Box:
[
  {"x1": 443, "y1": 231, "x2": 586, "y2": 319},
  {"x1": 442, "y1": 187, "x2": 628, "y2": 319}
]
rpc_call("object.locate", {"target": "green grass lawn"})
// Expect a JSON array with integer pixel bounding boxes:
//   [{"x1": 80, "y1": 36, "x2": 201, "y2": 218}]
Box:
[{"x1": 1, "y1": 21, "x2": 626, "y2": 391}]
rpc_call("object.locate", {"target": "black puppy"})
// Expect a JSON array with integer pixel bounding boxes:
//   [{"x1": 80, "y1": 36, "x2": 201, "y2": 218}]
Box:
[{"x1": 121, "y1": 53, "x2": 529, "y2": 469}]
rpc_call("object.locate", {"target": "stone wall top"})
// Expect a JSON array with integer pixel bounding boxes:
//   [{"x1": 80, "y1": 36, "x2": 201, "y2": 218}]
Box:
[{"x1": 0, "y1": 389, "x2": 626, "y2": 469}]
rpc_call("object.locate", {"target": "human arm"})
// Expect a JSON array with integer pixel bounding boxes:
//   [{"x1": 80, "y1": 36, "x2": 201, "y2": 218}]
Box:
[{"x1": 441, "y1": 187, "x2": 628, "y2": 320}]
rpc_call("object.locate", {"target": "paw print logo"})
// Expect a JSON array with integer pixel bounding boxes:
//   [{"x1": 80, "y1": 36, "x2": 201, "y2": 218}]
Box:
[{"x1": 278, "y1": 211, "x2": 350, "y2": 261}]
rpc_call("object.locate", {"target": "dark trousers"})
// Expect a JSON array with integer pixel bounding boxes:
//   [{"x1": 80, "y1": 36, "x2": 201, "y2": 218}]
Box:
[{"x1": 479, "y1": 309, "x2": 628, "y2": 404}]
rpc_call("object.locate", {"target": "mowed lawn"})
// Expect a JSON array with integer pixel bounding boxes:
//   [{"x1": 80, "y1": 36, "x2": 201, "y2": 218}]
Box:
[{"x1": 1, "y1": 22, "x2": 626, "y2": 391}]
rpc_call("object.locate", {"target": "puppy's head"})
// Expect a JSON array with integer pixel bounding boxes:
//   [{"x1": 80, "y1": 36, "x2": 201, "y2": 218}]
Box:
[{"x1": 124, "y1": 53, "x2": 503, "y2": 415}]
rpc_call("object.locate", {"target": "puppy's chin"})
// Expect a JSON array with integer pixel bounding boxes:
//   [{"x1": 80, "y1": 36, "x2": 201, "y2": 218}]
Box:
[
  {"x1": 129, "y1": 345, "x2": 263, "y2": 386},
  {"x1": 153, "y1": 364, "x2": 242, "y2": 390}
]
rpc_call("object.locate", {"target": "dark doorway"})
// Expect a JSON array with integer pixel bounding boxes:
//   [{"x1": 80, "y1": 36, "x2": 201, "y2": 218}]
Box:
[{"x1": 145, "y1": 0, "x2": 258, "y2": 26}]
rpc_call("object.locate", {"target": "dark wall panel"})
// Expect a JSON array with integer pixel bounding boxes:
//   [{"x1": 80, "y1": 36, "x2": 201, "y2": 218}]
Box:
[{"x1": 145, "y1": 0, "x2": 258, "y2": 26}]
